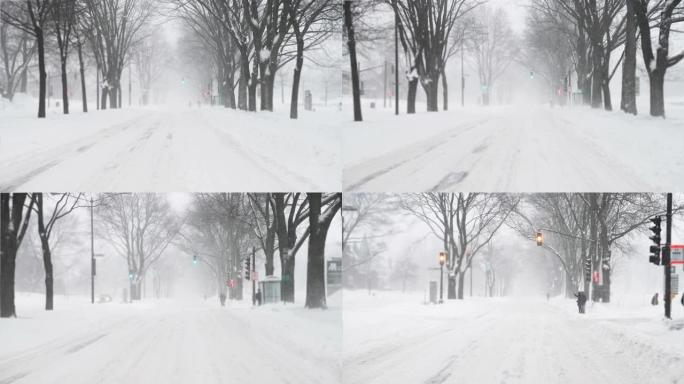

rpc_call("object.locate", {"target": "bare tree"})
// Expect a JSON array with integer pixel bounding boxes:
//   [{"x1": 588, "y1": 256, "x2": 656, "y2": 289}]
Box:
[
  {"x1": 1, "y1": 193, "x2": 35, "y2": 318},
  {"x1": 402, "y1": 193, "x2": 517, "y2": 300},
  {"x1": 273, "y1": 192, "x2": 309, "y2": 303},
  {"x1": 84, "y1": 0, "x2": 153, "y2": 109},
  {"x1": 344, "y1": 0, "x2": 362, "y2": 121},
  {"x1": 0, "y1": 2, "x2": 35, "y2": 101},
  {"x1": 1, "y1": 0, "x2": 57, "y2": 118},
  {"x1": 468, "y1": 6, "x2": 517, "y2": 106},
  {"x1": 525, "y1": 1, "x2": 574, "y2": 105},
  {"x1": 247, "y1": 193, "x2": 278, "y2": 276},
  {"x1": 305, "y1": 192, "x2": 340, "y2": 309},
  {"x1": 32, "y1": 193, "x2": 83, "y2": 310},
  {"x1": 286, "y1": 0, "x2": 335, "y2": 119},
  {"x1": 392, "y1": 0, "x2": 478, "y2": 112},
  {"x1": 628, "y1": 0, "x2": 684, "y2": 117},
  {"x1": 135, "y1": 34, "x2": 166, "y2": 106},
  {"x1": 97, "y1": 194, "x2": 180, "y2": 301},
  {"x1": 50, "y1": 0, "x2": 78, "y2": 114}
]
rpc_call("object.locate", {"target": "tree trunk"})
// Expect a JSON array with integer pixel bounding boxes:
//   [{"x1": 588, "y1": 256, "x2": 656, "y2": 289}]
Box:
[
  {"x1": 344, "y1": 0, "x2": 363, "y2": 122},
  {"x1": 407, "y1": 78, "x2": 418, "y2": 114},
  {"x1": 290, "y1": 39, "x2": 304, "y2": 119},
  {"x1": 1, "y1": 193, "x2": 31, "y2": 318},
  {"x1": 109, "y1": 83, "x2": 118, "y2": 109},
  {"x1": 77, "y1": 42, "x2": 88, "y2": 113},
  {"x1": 305, "y1": 194, "x2": 328, "y2": 309},
  {"x1": 0, "y1": 194, "x2": 18, "y2": 317},
  {"x1": 649, "y1": 71, "x2": 665, "y2": 117},
  {"x1": 100, "y1": 86, "x2": 108, "y2": 110},
  {"x1": 590, "y1": 47, "x2": 603, "y2": 108},
  {"x1": 60, "y1": 58, "x2": 69, "y2": 114},
  {"x1": 482, "y1": 89, "x2": 490, "y2": 106},
  {"x1": 36, "y1": 29, "x2": 46, "y2": 118},
  {"x1": 19, "y1": 66, "x2": 28, "y2": 93},
  {"x1": 602, "y1": 79, "x2": 612, "y2": 111},
  {"x1": 281, "y1": 256, "x2": 295, "y2": 303},
  {"x1": 447, "y1": 274, "x2": 456, "y2": 299},
  {"x1": 424, "y1": 75, "x2": 439, "y2": 112},
  {"x1": 248, "y1": 69, "x2": 258, "y2": 112},
  {"x1": 265, "y1": 247, "x2": 275, "y2": 276},
  {"x1": 621, "y1": 2, "x2": 637, "y2": 115},
  {"x1": 238, "y1": 53, "x2": 249, "y2": 110},
  {"x1": 457, "y1": 271, "x2": 465, "y2": 300},
  {"x1": 441, "y1": 68, "x2": 448, "y2": 111},
  {"x1": 35, "y1": 194, "x2": 54, "y2": 310}
]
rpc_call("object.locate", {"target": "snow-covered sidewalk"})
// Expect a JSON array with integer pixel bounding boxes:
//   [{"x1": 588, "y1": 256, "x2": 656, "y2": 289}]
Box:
[
  {"x1": 343, "y1": 290, "x2": 684, "y2": 384},
  {"x1": 0, "y1": 105, "x2": 340, "y2": 191},
  {"x1": 343, "y1": 104, "x2": 684, "y2": 192},
  {"x1": 0, "y1": 293, "x2": 341, "y2": 384}
]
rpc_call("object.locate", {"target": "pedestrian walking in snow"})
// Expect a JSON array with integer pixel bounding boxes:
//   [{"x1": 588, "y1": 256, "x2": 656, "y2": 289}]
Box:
[
  {"x1": 574, "y1": 291, "x2": 587, "y2": 314},
  {"x1": 256, "y1": 289, "x2": 262, "y2": 306},
  {"x1": 651, "y1": 293, "x2": 659, "y2": 306}
]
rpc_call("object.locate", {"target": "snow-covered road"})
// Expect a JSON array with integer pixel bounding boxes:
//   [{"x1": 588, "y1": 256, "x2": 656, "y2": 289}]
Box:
[
  {"x1": 343, "y1": 291, "x2": 684, "y2": 384},
  {"x1": 343, "y1": 105, "x2": 684, "y2": 192},
  {"x1": 0, "y1": 106, "x2": 340, "y2": 191},
  {"x1": 0, "y1": 296, "x2": 341, "y2": 384}
]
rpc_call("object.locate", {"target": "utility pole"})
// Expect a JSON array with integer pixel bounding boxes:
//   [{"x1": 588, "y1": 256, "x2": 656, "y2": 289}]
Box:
[
  {"x1": 394, "y1": 0, "x2": 399, "y2": 116},
  {"x1": 665, "y1": 193, "x2": 673, "y2": 319},
  {"x1": 251, "y1": 247, "x2": 256, "y2": 306},
  {"x1": 383, "y1": 60, "x2": 387, "y2": 108},
  {"x1": 90, "y1": 196, "x2": 95, "y2": 304},
  {"x1": 469, "y1": 266, "x2": 473, "y2": 296}
]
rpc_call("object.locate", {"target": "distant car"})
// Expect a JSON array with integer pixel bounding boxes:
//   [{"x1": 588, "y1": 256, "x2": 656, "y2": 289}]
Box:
[{"x1": 98, "y1": 294, "x2": 113, "y2": 303}]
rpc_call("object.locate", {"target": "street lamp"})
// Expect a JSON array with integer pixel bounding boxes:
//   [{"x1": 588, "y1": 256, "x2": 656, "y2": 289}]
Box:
[
  {"x1": 438, "y1": 251, "x2": 447, "y2": 303},
  {"x1": 535, "y1": 231, "x2": 544, "y2": 246}
]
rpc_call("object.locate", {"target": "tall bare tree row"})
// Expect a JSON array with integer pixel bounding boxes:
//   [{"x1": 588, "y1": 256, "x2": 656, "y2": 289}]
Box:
[
  {"x1": 174, "y1": 0, "x2": 335, "y2": 118},
  {"x1": 529, "y1": 0, "x2": 683, "y2": 117}
]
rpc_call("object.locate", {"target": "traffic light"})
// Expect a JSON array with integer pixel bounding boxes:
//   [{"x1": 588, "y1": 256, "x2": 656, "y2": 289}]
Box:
[
  {"x1": 535, "y1": 231, "x2": 543, "y2": 246},
  {"x1": 244, "y1": 257, "x2": 251, "y2": 280},
  {"x1": 128, "y1": 271, "x2": 134, "y2": 280},
  {"x1": 529, "y1": 70, "x2": 535, "y2": 79},
  {"x1": 649, "y1": 217, "x2": 662, "y2": 265},
  {"x1": 662, "y1": 245, "x2": 671, "y2": 266},
  {"x1": 583, "y1": 256, "x2": 591, "y2": 283},
  {"x1": 193, "y1": 255, "x2": 198, "y2": 265}
]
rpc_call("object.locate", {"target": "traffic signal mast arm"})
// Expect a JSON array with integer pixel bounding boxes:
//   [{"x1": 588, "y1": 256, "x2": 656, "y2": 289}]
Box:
[{"x1": 525, "y1": 232, "x2": 572, "y2": 280}]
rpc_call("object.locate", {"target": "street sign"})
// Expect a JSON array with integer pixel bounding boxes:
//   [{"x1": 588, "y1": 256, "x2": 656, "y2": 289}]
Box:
[
  {"x1": 327, "y1": 258, "x2": 342, "y2": 286},
  {"x1": 670, "y1": 245, "x2": 684, "y2": 265},
  {"x1": 592, "y1": 271, "x2": 599, "y2": 283},
  {"x1": 250, "y1": 271, "x2": 258, "y2": 281},
  {"x1": 226, "y1": 279, "x2": 235, "y2": 288},
  {"x1": 672, "y1": 274, "x2": 679, "y2": 295}
]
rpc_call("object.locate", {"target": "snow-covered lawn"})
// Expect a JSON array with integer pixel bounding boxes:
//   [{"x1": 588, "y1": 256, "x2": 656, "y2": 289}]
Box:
[
  {"x1": 343, "y1": 290, "x2": 684, "y2": 384},
  {"x1": 0, "y1": 292, "x2": 341, "y2": 384},
  {"x1": 0, "y1": 102, "x2": 340, "y2": 191},
  {"x1": 343, "y1": 103, "x2": 684, "y2": 192}
]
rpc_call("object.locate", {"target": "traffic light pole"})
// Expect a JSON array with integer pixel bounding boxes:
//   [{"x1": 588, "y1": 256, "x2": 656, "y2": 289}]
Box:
[
  {"x1": 665, "y1": 193, "x2": 673, "y2": 319},
  {"x1": 90, "y1": 197, "x2": 94, "y2": 304},
  {"x1": 251, "y1": 247, "x2": 256, "y2": 306}
]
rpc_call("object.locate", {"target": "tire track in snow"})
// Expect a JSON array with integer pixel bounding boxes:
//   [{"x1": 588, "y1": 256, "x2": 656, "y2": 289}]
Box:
[
  {"x1": 0, "y1": 113, "x2": 153, "y2": 191},
  {"x1": 343, "y1": 119, "x2": 491, "y2": 191}
]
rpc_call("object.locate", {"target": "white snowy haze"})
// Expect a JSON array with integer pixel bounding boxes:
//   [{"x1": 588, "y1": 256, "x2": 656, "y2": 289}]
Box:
[{"x1": 343, "y1": 193, "x2": 684, "y2": 384}]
